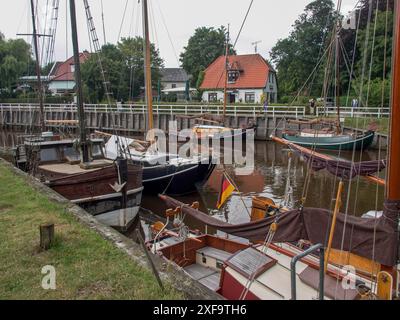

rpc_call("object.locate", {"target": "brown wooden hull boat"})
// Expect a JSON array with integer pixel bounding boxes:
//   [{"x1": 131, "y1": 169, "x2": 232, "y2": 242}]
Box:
[
  {"x1": 40, "y1": 162, "x2": 143, "y2": 215},
  {"x1": 15, "y1": 136, "x2": 144, "y2": 216}
]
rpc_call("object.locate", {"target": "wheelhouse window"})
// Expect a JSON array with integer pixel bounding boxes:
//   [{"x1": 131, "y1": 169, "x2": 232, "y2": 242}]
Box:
[
  {"x1": 208, "y1": 93, "x2": 218, "y2": 102},
  {"x1": 245, "y1": 92, "x2": 255, "y2": 103},
  {"x1": 91, "y1": 144, "x2": 103, "y2": 158},
  {"x1": 40, "y1": 148, "x2": 59, "y2": 162},
  {"x1": 63, "y1": 146, "x2": 80, "y2": 163}
]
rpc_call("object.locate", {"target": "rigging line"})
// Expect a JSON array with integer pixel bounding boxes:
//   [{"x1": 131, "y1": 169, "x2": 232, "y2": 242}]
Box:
[
  {"x1": 40, "y1": 0, "x2": 50, "y2": 67},
  {"x1": 367, "y1": 0, "x2": 390, "y2": 291},
  {"x1": 290, "y1": 38, "x2": 336, "y2": 106},
  {"x1": 154, "y1": 0, "x2": 180, "y2": 66},
  {"x1": 358, "y1": 0, "x2": 375, "y2": 107},
  {"x1": 339, "y1": 38, "x2": 362, "y2": 98},
  {"x1": 366, "y1": 0, "x2": 381, "y2": 108},
  {"x1": 380, "y1": 0, "x2": 390, "y2": 108},
  {"x1": 117, "y1": 0, "x2": 129, "y2": 42},
  {"x1": 128, "y1": 0, "x2": 136, "y2": 37},
  {"x1": 233, "y1": 0, "x2": 254, "y2": 49},
  {"x1": 148, "y1": 0, "x2": 159, "y2": 50},
  {"x1": 345, "y1": 4, "x2": 362, "y2": 107},
  {"x1": 100, "y1": 0, "x2": 107, "y2": 45}
]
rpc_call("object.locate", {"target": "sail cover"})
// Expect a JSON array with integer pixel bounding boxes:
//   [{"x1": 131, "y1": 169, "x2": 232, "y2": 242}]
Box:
[
  {"x1": 161, "y1": 196, "x2": 399, "y2": 267},
  {"x1": 300, "y1": 152, "x2": 386, "y2": 180},
  {"x1": 288, "y1": 142, "x2": 386, "y2": 180}
]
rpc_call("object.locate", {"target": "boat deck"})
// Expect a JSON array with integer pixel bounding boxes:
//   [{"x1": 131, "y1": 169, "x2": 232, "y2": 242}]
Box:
[
  {"x1": 183, "y1": 246, "x2": 235, "y2": 292},
  {"x1": 39, "y1": 159, "x2": 113, "y2": 175},
  {"x1": 184, "y1": 264, "x2": 221, "y2": 292}
]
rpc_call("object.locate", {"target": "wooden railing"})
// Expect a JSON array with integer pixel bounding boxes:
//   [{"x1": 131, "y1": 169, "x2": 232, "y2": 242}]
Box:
[
  {"x1": 316, "y1": 106, "x2": 390, "y2": 118},
  {"x1": 0, "y1": 103, "x2": 306, "y2": 118}
]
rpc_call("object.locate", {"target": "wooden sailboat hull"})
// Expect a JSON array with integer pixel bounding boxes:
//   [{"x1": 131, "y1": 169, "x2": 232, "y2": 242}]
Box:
[
  {"x1": 282, "y1": 131, "x2": 375, "y2": 151},
  {"x1": 41, "y1": 164, "x2": 143, "y2": 215}
]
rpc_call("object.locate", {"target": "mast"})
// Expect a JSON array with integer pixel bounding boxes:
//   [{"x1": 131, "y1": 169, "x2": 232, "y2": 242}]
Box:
[
  {"x1": 30, "y1": 0, "x2": 45, "y2": 132},
  {"x1": 335, "y1": 22, "x2": 341, "y2": 134},
  {"x1": 69, "y1": 0, "x2": 89, "y2": 163},
  {"x1": 222, "y1": 25, "x2": 230, "y2": 124},
  {"x1": 142, "y1": 0, "x2": 154, "y2": 134},
  {"x1": 387, "y1": 0, "x2": 400, "y2": 201}
]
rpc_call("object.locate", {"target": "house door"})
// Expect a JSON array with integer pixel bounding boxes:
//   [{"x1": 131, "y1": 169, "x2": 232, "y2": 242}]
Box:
[{"x1": 229, "y1": 93, "x2": 236, "y2": 103}]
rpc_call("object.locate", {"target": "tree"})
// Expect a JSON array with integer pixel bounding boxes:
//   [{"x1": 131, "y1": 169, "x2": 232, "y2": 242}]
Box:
[
  {"x1": 81, "y1": 37, "x2": 164, "y2": 103},
  {"x1": 0, "y1": 35, "x2": 34, "y2": 96},
  {"x1": 118, "y1": 37, "x2": 164, "y2": 100},
  {"x1": 270, "y1": 0, "x2": 336, "y2": 97},
  {"x1": 180, "y1": 26, "x2": 235, "y2": 87}
]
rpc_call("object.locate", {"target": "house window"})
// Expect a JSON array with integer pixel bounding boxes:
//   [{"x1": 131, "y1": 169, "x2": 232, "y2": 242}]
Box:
[
  {"x1": 228, "y1": 71, "x2": 239, "y2": 84},
  {"x1": 208, "y1": 93, "x2": 218, "y2": 102},
  {"x1": 270, "y1": 73, "x2": 275, "y2": 84},
  {"x1": 171, "y1": 84, "x2": 177, "y2": 89},
  {"x1": 70, "y1": 64, "x2": 75, "y2": 73},
  {"x1": 245, "y1": 92, "x2": 255, "y2": 103}
]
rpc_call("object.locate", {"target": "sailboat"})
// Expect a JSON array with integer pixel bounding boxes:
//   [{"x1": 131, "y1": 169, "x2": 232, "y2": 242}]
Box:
[
  {"x1": 153, "y1": 2, "x2": 400, "y2": 300},
  {"x1": 103, "y1": 0, "x2": 216, "y2": 196},
  {"x1": 281, "y1": 12, "x2": 375, "y2": 151},
  {"x1": 14, "y1": 0, "x2": 143, "y2": 216}
]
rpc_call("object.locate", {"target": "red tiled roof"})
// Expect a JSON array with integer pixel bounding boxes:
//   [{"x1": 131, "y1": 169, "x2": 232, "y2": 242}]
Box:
[
  {"x1": 200, "y1": 54, "x2": 271, "y2": 90},
  {"x1": 52, "y1": 52, "x2": 91, "y2": 81}
]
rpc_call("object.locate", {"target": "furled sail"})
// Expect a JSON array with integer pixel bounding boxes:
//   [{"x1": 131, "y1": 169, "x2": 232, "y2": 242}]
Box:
[
  {"x1": 301, "y1": 153, "x2": 386, "y2": 180},
  {"x1": 281, "y1": 137, "x2": 386, "y2": 180},
  {"x1": 160, "y1": 195, "x2": 399, "y2": 267}
]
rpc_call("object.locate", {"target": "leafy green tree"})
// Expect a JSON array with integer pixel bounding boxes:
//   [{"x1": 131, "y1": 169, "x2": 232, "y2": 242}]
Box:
[
  {"x1": 117, "y1": 37, "x2": 164, "y2": 100},
  {"x1": 270, "y1": 0, "x2": 336, "y2": 98},
  {"x1": 0, "y1": 35, "x2": 34, "y2": 96},
  {"x1": 81, "y1": 37, "x2": 163, "y2": 103},
  {"x1": 180, "y1": 26, "x2": 235, "y2": 87}
]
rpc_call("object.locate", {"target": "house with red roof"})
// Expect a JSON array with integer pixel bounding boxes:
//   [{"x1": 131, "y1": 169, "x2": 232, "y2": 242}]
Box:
[
  {"x1": 48, "y1": 51, "x2": 91, "y2": 95},
  {"x1": 199, "y1": 54, "x2": 277, "y2": 104}
]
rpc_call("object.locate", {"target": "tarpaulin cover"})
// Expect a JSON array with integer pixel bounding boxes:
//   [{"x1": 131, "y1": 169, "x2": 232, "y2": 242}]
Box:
[{"x1": 161, "y1": 196, "x2": 399, "y2": 266}]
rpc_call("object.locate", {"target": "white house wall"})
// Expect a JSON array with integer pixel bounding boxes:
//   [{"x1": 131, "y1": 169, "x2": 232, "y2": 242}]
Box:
[
  {"x1": 202, "y1": 89, "x2": 266, "y2": 104},
  {"x1": 162, "y1": 81, "x2": 187, "y2": 90},
  {"x1": 48, "y1": 81, "x2": 75, "y2": 94}
]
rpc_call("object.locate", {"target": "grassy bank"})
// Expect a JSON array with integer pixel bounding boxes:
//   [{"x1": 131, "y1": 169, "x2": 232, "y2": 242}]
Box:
[
  {"x1": 0, "y1": 162, "x2": 182, "y2": 300},
  {"x1": 344, "y1": 117, "x2": 389, "y2": 135}
]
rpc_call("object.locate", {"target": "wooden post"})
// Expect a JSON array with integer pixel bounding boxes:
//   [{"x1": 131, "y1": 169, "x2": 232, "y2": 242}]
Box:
[
  {"x1": 324, "y1": 181, "x2": 344, "y2": 273},
  {"x1": 40, "y1": 224, "x2": 55, "y2": 250}
]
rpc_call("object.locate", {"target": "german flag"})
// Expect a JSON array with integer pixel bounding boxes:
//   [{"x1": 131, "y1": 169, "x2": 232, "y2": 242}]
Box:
[{"x1": 216, "y1": 173, "x2": 236, "y2": 209}]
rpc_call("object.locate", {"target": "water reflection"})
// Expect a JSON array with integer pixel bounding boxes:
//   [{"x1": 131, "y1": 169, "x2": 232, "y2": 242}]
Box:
[{"x1": 143, "y1": 141, "x2": 386, "y2": 230}]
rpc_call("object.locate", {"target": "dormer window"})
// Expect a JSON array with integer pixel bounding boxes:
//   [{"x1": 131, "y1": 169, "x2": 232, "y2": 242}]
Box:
[{"x1": 228, "y1": 70, "x2": 239, "y2": 84}]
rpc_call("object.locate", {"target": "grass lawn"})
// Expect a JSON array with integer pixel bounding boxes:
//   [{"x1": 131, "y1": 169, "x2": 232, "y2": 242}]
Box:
[
  {"x1": 0, "y1": 163, "x2": 182, "y2": 300},
  {"x1": 344, "y1": 117, "x2": 389, "y2": 135}
]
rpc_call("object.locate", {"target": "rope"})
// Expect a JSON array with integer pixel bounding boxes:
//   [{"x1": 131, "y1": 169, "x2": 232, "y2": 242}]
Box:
[{"x1": 233, "y1": 0, "x2": 254, "y2": 48}]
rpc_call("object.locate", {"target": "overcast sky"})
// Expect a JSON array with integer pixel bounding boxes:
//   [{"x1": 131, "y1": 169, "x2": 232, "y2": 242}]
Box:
[{"x1": 1, "y1": 0, "x2": 357, "y2": 67}]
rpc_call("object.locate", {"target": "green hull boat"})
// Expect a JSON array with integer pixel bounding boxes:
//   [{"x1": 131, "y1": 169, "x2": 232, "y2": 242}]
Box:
[{"x1": 282, "y1": 131, "x2": 375, "y2": 151}]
